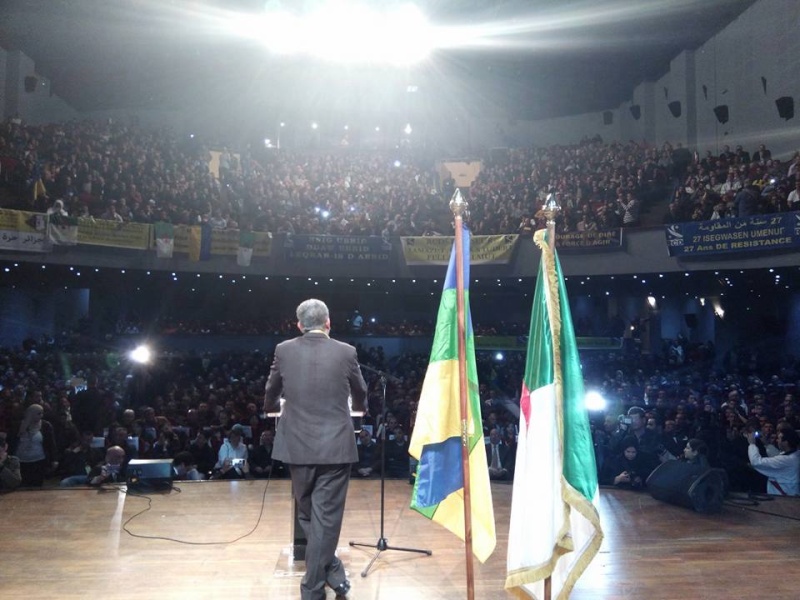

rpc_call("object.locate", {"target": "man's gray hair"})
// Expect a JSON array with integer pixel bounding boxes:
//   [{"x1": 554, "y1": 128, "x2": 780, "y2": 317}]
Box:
[{"x1": 296, "y1": 299, "x2": 329, "y2": 332}]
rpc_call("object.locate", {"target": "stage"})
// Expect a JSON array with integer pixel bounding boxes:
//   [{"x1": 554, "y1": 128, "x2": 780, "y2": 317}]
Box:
[{"x1": 2, "y1": 479, "x2": 798, "y2": 599}]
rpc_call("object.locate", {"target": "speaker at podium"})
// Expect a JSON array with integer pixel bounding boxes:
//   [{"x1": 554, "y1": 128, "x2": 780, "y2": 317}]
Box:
[{"x1": 646, "y1": 460, "x2": 728, "y2": 513}]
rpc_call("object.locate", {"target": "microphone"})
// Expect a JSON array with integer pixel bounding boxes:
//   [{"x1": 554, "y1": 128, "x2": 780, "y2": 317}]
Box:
[{"x1": 358, "y1": 362, "x2": 401, "y2": 383}]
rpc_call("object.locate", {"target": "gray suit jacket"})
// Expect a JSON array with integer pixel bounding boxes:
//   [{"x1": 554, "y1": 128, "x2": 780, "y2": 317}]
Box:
[{"x1": 264, "y1": 332, "x2": 367, "y2": 465}]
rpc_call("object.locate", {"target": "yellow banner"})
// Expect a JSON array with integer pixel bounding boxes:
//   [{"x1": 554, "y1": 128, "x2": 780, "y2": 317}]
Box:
[
  {"x1": 0, "y1": 209, "x2": 48, "y2": 252},
  {"x1": 77, "y1": 218, "x2": 151, "y2": 250},
  {"x1": 401, "y1": 234, "x2": 518, "y2": 265},
  {"x1": 172, "y1": 226, "x2": 272, "y2": 257}
]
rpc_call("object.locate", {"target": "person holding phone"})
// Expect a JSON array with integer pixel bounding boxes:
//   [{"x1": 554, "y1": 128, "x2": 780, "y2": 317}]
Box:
[
  {"x1": 264, "y1": 298, "x2": 367, "y2": 600},
  {"x1": 212, "y1": 425, "x2": 248, "y2": 480}
]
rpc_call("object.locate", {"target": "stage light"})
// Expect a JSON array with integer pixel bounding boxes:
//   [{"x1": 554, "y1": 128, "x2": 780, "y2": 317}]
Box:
[
  {"x1": 585, "y1": 391, "x2": 606, "y2": 412},
  {"x1": 130, "y1": 345, "x2": 152, "y2": 365},
  {"x1": 494, "y1": 352, "x2": 505, "y2": 362},
  {"x1": 647, "y1": 296, "x2": 656, "y2": 308},
  {"x1": 404, "y1": 123, "x2": 412, "y2": 135}
]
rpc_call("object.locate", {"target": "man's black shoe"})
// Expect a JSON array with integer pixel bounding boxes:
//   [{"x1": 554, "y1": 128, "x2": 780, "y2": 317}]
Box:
[{"x1": 331, "y1": 579, "x2": 351, "y2": 598}]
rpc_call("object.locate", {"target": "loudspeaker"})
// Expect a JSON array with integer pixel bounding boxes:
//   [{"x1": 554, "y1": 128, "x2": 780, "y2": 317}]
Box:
[
  {"x1": 668, "y1": 101, "x2": 682, "y2": 118},
  {"x1": 776, "y1": 96, "x2": 794, "y2": 120},
  {"x1": 602, "y1": 111, "x2": 613, "y2": 125},
  {"x1": 713, "y1": 105, "x2": 729, "y2": 124},
  {"x1": 647, "y1": 461, "x2": 727, "y2": 513},
  {"x1": 24, "y1": 76, "x2": 37, "y2": 93},
  {"x1": 127, "y1": 458, "x2": 174, "y2": 491},
  {"x1": 629, "y1": 104, "x2": 641, "y2": 120}
]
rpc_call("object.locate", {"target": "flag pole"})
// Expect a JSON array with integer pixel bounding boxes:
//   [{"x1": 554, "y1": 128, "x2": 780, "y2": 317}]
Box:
[
  {"x1": 450, "y1": 189, "x2": 475, "y2": 600},
  {"x1": 542, "y1": 191, "x2": 561, "y2": 600}
]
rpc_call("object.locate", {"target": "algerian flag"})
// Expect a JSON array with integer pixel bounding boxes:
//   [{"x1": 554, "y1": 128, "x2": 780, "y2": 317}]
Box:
[
  {"x1": 47, "y1": 214, "x2": 79, "y2": 246},
  {"x1": 505, "y1": 228, "x2": 603, "y2": 599},
  {"x1": 154, "y1": 222, "x2": 175, "y2": 258},
  {"x1": 237, "y1": 230, "x2": 255, "y2": 267}
]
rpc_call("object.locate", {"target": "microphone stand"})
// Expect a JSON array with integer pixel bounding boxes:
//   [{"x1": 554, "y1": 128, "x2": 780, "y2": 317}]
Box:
[{"x1": 349, "y1": 363, "x2": 431, "y2": 577}]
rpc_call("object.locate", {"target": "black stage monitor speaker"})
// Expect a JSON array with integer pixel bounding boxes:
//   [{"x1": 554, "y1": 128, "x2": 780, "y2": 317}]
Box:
[
  {"x1": 647, "y1": 461, "x2": 727, "y2": 513},
  {"x1": 127, "y1": 458, "x2": 174, "y2": 491},
  {"x1": 603, "y1": 111, "x2": 613, "y2": 125},
  {"x1": 776, "y1": 96, "x2": 794, "y2": 120},
  {"x1": 713, "y1": 105, "x2": 729, "y2": 124},
  {"x1": 629, "y1": 104, "x2": 641, "y2": 120},
  {"x1": 668, "y1": 100, "x2": 682, "y2": 118}
]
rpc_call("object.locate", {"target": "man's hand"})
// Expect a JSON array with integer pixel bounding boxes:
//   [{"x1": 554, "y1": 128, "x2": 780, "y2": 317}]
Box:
[{"x1": 745, "y1": 432, "x2": 757, "y2": 445}]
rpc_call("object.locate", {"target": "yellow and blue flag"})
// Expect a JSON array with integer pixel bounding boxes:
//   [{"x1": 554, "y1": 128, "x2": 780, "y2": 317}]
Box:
[{"x1": 409, "y1": 225, "x2": 496, "y2": 563}]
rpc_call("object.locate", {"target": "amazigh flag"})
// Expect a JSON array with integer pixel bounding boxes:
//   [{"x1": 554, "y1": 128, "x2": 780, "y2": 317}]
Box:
[
  {"x1": 154, "y1": 221, "x2": 174, "y2": 258},
  {"x1": 409, "y1": 225, "x2": 496, "y2": 563},
  {"x1": 188, "y1": 223, "x2": 212, "y2": 261},
  {"x1": 237, "y1": 230, "x2": 255, "y2": 267},
  {"x1": 506, "y1": 228, "x2": 603, "y2": 599},
  {"x1": 47, "y1": 214, "x2": 79, "y2": 246}
]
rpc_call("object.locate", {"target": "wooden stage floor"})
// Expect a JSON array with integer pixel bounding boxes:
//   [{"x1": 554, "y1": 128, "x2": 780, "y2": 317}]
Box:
[{"x1": 2, "y1": 479, "x2": 799, "y2": 599}]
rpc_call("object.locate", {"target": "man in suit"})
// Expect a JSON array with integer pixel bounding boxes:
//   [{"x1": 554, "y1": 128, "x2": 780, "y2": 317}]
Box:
[
  {"x1": 264, "y1": 299, "x2": 367, "y2": 600},
  {"x1": 486, "y1": 427, "x2": 510, "y2": 480}
]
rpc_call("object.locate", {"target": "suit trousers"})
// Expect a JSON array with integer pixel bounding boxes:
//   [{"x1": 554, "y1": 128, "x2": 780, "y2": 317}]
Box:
[{"x1": 289, "y1": 463, "x2": 351, "y2": 600}]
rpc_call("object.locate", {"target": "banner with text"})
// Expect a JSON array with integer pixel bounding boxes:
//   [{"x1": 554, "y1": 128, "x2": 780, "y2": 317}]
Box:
[
  {"x1": 664, "y1": 213, "x2": 800, "y2": 257},
  {"x1": 171, "y1": 226, "x2": 273, "y2": 258},
  {"x1": 0, "y1": 209, "x2": 48, "y2": 253},
  {"x1": 283, "y1": 234, "x2": 391, "y2": 262},
  {"x1": 556, "y1": 228, "x2": 623, "y2": 251},
  {"x1": 77, "y1": 218, "x2": 151, "y2": 250},
  {"x1": 401, "y1": 234, "x2": 518, "y2": 265}
]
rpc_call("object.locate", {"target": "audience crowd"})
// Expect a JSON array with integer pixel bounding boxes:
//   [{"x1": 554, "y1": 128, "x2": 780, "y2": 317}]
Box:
[
  {"x1": 3, "y1": 117, "x2": 797, "y2": 238},
  {"x1": 0, "y1": 327, "x2": 798, "y2": 497}
]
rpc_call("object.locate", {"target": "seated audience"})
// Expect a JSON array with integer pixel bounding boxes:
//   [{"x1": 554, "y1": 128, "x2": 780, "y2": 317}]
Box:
[
  {"x1": 0, "y1": 432, "x2": 22, "y2": 492},
  {"x1": 173, "y1": 451, "x2": 204, "y2": 481}
]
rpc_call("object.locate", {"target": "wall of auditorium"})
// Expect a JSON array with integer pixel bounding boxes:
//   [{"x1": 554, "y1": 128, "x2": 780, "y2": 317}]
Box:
[
  {"x1": 467, "y1": 0, "x2": 798, "y2": 157},
  {"x1": 0, "y1": 287, "x2": 88, "y2": 348},
  {"x1": 692, "y1": 0, "x2": 800, "y2": 159},
  {"x1": 1, "y1": 49, "x2": 77, "y2": 124}
]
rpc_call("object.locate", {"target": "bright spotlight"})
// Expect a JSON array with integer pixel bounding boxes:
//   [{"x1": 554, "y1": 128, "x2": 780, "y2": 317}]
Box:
[
  {"x1": 584, "y1": 390, "x2": 606, "y2": 412},
  {"x1": 130, "y1": 345, "x2": 152, "y2": 365},
  {"x1": 230, "y1": 3, "x2": 433, "y2": 65},
  {"x1": 494, "y1": 352, "x2": 505, "y2": 362},
  {"x1": 647, "y1": 296, "x2": 656, "y2": 308},
  {"x1": 404, "y1": 123, "x2": 412, "y2": 135}
]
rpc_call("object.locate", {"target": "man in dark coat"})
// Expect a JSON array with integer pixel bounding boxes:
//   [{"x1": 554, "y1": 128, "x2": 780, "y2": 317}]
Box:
[{"x1": 264, "y1": 299, "x2": 367, "y2": 600}]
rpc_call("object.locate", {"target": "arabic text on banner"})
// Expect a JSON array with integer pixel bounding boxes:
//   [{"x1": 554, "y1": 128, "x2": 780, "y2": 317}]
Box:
[
  {"x1": 283, "y1": 234, "x2": 391, "y2": 262},
  {"x1": 401, "y1": 234, "x2": 518, "y2": 265},
  {"x1": 0, "y1": 209, "x2": 48, "y2": 253},
  {"x1": 664, "y1": 213, "x2": 800, "y2": 257}
]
